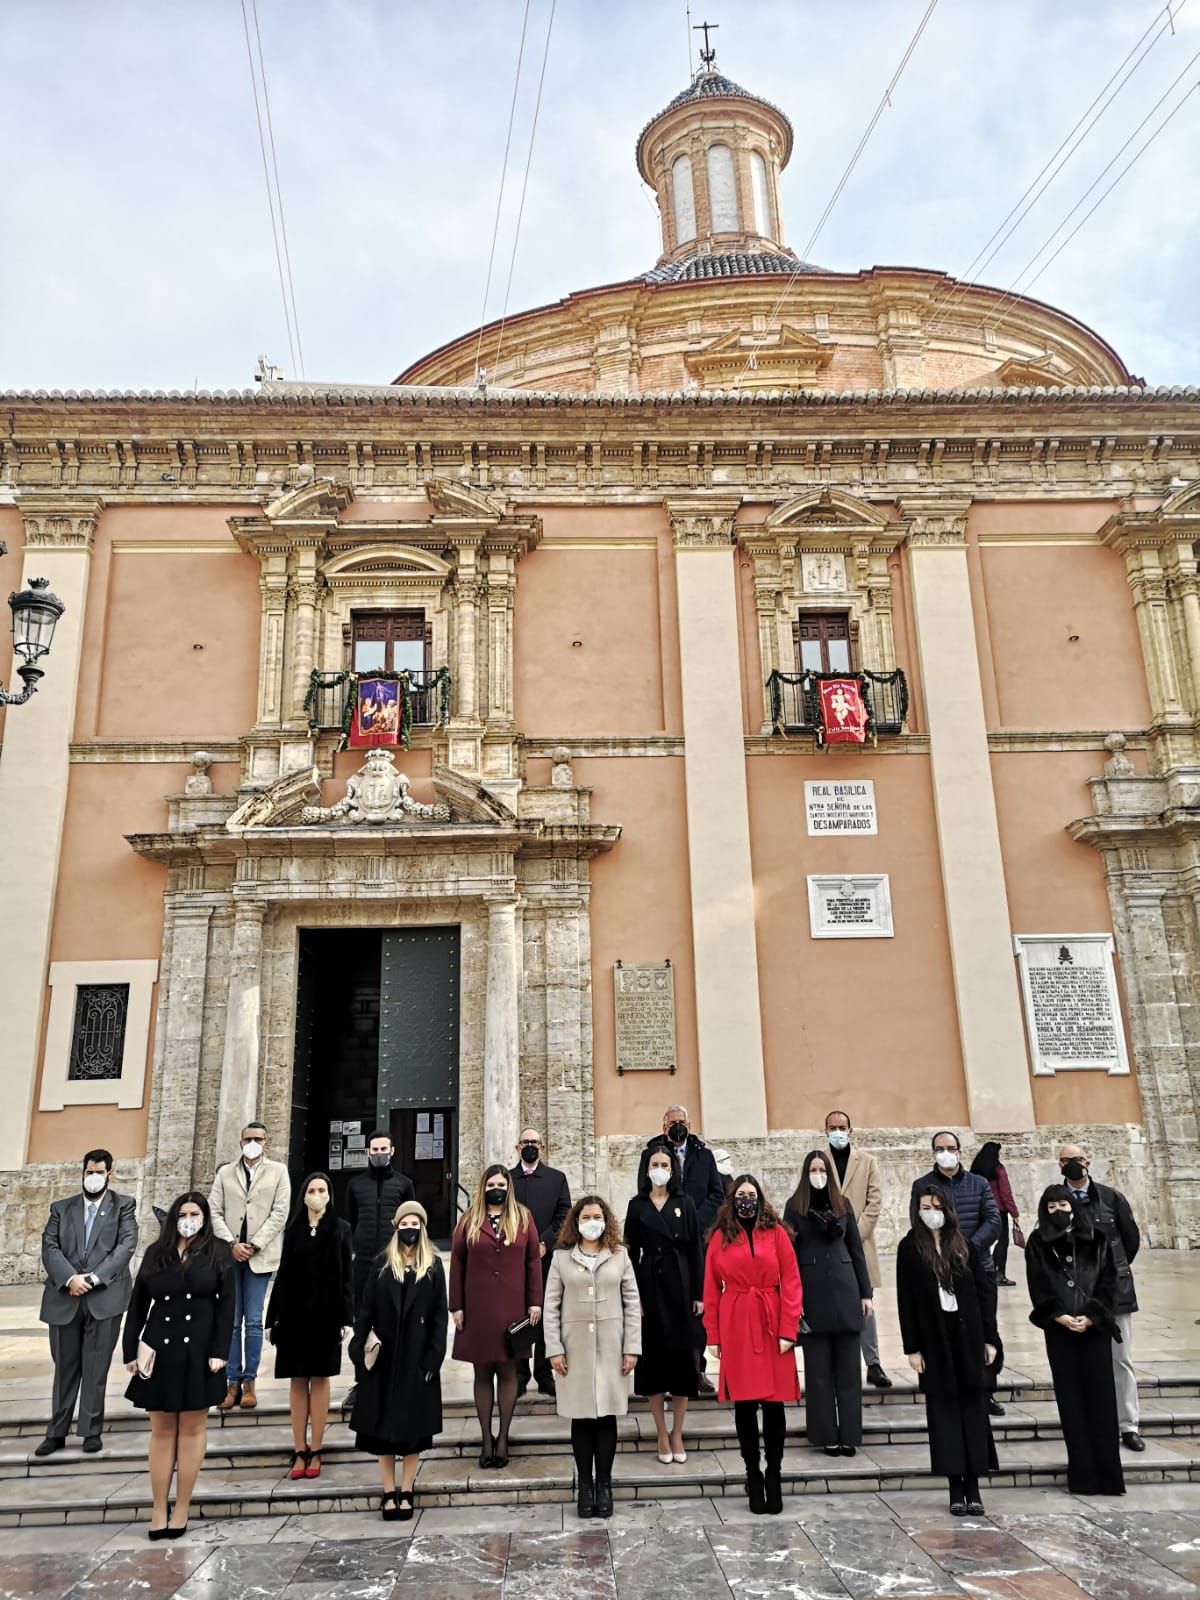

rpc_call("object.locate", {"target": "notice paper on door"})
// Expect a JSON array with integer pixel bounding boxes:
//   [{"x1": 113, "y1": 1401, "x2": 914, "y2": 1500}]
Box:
[
  {"x1": 341, "y1": 1120, "x2": 362, "y2": 1136},
  {"x1": 328, "y1": 1120, "x2": 343, "y2": 1136},
  {"x1": 344, "y1": 1150, "x2": 368, "y2": 1169},
  {"x1": 416, "y1": 1112, "x2": 430, "y2": 1133},
  {"x1": 432, "y1": 1113, "x2": 445, "y2": 1160},
  {"x1": 414, "y1": 1134, "x2": 434, "y2": 1160},
  {"x1": 346, "y1": 1134, "x2": 366, "y2": 1151},
  {"x1": 328, "y1": 1145, "x2": 343, "y2": 1171}
]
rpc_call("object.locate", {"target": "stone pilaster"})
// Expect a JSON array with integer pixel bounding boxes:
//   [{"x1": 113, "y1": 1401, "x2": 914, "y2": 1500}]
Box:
[
  {"x1": 899, "y1": 494, "x2": 1035, "y2": 1132},
  {"x1": 288, "y1": 573, "x2": 322, "y2": 726},
  {"x1": 0, "y1": 496, "x2": 102, "y2": 1171},
  {"x1": 145, "y1": 899, "x2": 215, "y2": 1205},
  {"x1": 482, "y1": 895, "x2": 521, "y2": 1165},
  {"x1": 214, "y1": 898, "x2": 268, "y2": 1163},
  {"x1": 667, "y1": 493, "x2": 768, "y2": 1138}
]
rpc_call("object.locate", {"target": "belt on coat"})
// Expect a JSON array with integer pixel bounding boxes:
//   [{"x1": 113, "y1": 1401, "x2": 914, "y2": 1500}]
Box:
[{"x1": 721, "y1": 1282, "x2": 780, "y2": 1356}]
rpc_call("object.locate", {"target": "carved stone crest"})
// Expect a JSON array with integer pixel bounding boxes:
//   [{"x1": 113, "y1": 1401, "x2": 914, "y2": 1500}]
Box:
[{"x1": 300, "y1": 749, "x2": 451, "y2": 826}]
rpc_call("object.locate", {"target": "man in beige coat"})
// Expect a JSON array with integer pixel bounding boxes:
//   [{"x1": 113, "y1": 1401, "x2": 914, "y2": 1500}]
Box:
[
  {"x1": 824, "y1": 1110, "x2": 891, "y2": 1388},
  {"x1": 207, "y1": 1120, "x2": 291, "y2": 1410}
]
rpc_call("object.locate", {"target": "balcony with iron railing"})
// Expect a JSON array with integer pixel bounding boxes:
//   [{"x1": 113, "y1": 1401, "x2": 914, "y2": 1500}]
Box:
[
  {"x1": 305, "y1": 667, "x2": 452, "y2": 747},
  {"x1": 766, "y1": 667, "x2": 909, "y2": 740}
]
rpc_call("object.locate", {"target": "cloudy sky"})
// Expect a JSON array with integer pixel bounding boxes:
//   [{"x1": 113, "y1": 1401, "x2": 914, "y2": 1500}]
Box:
[{"x1": 2, "y1": 0, "x2": 1197, "y2": 392}]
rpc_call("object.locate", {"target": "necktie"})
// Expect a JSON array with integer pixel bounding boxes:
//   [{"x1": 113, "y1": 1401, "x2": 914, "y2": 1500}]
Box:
[{"x1": 83, "y1": 1202, "x2": 97, "y2": 1252}]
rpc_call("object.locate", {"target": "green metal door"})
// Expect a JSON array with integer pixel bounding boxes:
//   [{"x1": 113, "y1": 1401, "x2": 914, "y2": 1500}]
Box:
[{"x1": 378, "y1": 928, "x2": 460, "y2": 1114}]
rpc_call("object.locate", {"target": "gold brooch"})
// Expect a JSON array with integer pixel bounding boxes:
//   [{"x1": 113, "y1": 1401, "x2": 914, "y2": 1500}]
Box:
[{"x1": 675, "y1": 1208, "x2": 681, "y2": 1217}]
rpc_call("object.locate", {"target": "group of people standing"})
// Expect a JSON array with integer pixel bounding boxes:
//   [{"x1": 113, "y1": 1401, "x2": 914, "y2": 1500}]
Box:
[{"x1": 34, "y1": 1106, "x2": 1144, "y2": 1532}]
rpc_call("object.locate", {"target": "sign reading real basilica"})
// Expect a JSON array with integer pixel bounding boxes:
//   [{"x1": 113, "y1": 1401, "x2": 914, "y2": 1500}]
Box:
[{"x1": 1, "y1": 59, "x2": 1199, "y2": 1270}]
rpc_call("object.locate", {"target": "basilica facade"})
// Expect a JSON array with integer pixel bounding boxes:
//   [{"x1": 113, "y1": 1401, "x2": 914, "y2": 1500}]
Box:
[{"x1": 2, "y1": 65, "x2": 1198, "y2": 1273}]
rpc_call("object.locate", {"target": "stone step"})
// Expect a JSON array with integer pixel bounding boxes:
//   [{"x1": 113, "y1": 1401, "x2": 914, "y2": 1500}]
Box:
[
  {"x1": 2, "y1": 1364, "x2": 1195, "y2": 1438},
  {"x1": 1, "y1": 1431, "x2": 1195, "y2": 1528},
  {"x1": 5, "y1": 1398, "x2": 1199, "y2": 1482}
]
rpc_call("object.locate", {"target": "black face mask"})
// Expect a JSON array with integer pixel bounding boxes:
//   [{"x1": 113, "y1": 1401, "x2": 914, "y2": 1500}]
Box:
[
  {"x1": 734, "y1": 1196, "x2": 759, "y2": 1220},
  {"x1": 1061, "y1": 1160, "x2": 1087, "y2": 1183},
  {"x1": 485, "y1": 1188, "x2": 507, "y2": 1207},
  {"x1": 521, "y1": 1145, "x2": 540, "y2": 1165},
  {"x1": 1042, "y1": 1209, "x2": 1075, "y2": 1242},
  {"x1": 667, "y1": 1122, "x2": 688, "y2": 1145},
  {"x1": 368, "y1": 1153, "x2": 391, "y2": 1170},
  {"x1": 396, "y1": 1227, "x2": 421, "y2": 1249}
]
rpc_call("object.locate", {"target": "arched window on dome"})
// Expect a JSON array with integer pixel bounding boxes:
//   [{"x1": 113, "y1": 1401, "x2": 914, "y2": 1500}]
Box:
[
  {"x1": 750, "y1": 151, "x2": 770, "y2": 236},
  {"x1": 671, "y1": 154, "x2": 696, "y2": 246},
  {"x1": 707, "y1": 144, "x2": 738, "y2": 232}
]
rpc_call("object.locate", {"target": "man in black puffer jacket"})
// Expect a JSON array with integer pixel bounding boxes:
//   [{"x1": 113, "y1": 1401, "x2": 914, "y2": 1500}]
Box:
[{"x1": 344, "y1": 1130, "x2": 414, "y2": 1401}]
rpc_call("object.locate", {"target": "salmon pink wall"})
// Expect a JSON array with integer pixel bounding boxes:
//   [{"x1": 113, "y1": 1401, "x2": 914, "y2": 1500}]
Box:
[
  {"x1": 747, "y1": 753, "x2": 967, "y2": 1129},
  {"x1": 0, "y1": 507, "x2": 22, "y2": 736},
  {"x1": 29, "y1": 761, "x2": 188, "y2": 1164},
  {"x1": 990, "y1": 750, "x2": 1143, "y2": 1127},
  {"x1": 579, "y1": 756, "x2": 700, "y2": 1139}
]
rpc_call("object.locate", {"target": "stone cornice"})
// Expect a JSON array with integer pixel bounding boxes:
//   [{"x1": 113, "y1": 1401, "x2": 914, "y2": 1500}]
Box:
[{"x1": 20, "y1": 495, "x2": 105, "y2": 550}]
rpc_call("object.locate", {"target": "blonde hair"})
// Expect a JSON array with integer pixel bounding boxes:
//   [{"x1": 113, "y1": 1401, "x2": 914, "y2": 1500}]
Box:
[
  {"x1": 383, "y1": 1205, "x2": 436, "y2": 1282},
  {"x1": 461, "y1": 1164, "x2": 529, "y2": 1248}
]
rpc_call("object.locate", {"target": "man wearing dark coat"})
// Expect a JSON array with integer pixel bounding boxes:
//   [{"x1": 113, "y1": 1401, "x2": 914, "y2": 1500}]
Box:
[
  {"x1": 37, "y1": 1149, "x2": 138, "y2": 1456},
  {"x1": 1059, "y1": 1140, "x2": 1144, "y2": 1451},
  {"x1": 509, "y1": 1126, "x2": 572, "y2": 1395},
  {"x1": 344, "y1": 1131, "x2": 415, "y2": 1403}
]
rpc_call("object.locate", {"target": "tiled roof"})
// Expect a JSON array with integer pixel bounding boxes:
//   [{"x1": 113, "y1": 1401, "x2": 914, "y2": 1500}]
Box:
[
  {"x1": 644, "y1": 249, "x2": 828, "y2": 283},
  {"x1": 635, "y1": 69, "x2": 794, "y2": 168}
]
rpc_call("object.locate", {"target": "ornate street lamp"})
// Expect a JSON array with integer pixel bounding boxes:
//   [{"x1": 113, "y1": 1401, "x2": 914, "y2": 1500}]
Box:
[{"x1": 2, "y1": 576, "x2": 66, "y2": 706}]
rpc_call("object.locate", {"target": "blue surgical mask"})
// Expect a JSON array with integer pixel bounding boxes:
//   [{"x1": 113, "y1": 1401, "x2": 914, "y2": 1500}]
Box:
[{"x1": 827, "y1": 1130, "x2": 850, "y2": 1151}]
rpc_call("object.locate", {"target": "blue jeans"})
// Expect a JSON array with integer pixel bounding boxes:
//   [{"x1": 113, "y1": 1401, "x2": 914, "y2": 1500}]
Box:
[{"x1": 228, "y1": 1262, "x2": 271, "y2": 1382}]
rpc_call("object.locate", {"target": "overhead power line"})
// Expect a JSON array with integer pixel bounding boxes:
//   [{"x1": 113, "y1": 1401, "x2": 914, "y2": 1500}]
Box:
[
  {"x1": 473, "y1": 0, "x2": 533, "y2": 384},
  {"x1": 980, "y1": 76, "x2": 1199, "y2": 337},
  {"x1": 492, "y1": 0, "x2": 557, "y2": 372},
  {"x1": 731, "y1": 0, "x2": 940, "y2": 389},
  {"x1": 249, "y1": 0, "x2": 304, "y2": 378},
  {"x1": 239, "y1": 0, "x2": 303, "y2": 377},
  {"x1": 926, "y1": 0, "x2": 1189, "y2": 332}
]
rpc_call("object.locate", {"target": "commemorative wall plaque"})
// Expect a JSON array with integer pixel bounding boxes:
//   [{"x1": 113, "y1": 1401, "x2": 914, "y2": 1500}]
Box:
[
  {"x1": 804, "y1": 779, "x2": 878, "y2": 835},
  {"x1": 614, "y1": 961, "x2": 676, "y2": 1074},
  {"x1": 1013, "y1": 934, "x2": 1130, "y2": 1075},
  {"x1": 807, "y1": 874, "x2": 894, "y2": 939}
]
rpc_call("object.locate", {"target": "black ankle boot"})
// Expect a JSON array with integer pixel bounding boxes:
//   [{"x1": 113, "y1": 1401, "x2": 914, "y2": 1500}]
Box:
[
  {"x1": 594, "y1": 1478, "x2": 613, "y2": 1519},
  {"x1": 745, "y1": 1464, "x2": 767, "y2": 1514},
  {"x1": 764, "y1": 1466, "x2": 783, "y2": 1514},
  {"x1": 577, "y1": 1474, "x2": 595, "y2": 1519}
]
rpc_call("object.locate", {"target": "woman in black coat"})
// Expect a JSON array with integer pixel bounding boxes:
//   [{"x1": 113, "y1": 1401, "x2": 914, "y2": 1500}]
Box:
[
  {"x1": 896, "y1": 1185, "x2": 999, "y2": 1516},
  {"x1": 121, "y1": 1192, "x2": 234, "y2": 1539},
  {"x1": 784, "y1": 1150, "x2": 873, "y2": 1456},
  {"x1": 1026, "y1": 1185, "x2": 1124, "y2": 1497},
  {"x1": 349, "y1": 1200, "x2": 448, "y2": 1522},
  {"x1": 265, "y1": 1172, "x2": 353, "y2": 1481},
  {"x1": 624, "y1": 1149, "x2": 705, "y2": 1463}
]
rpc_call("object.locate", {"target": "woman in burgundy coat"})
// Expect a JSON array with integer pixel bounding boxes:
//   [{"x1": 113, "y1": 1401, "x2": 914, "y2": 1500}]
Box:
[
  {"x1": 703, "y1": 1174, "x2": 802, "y2": 1516},
  {"x1": 970, "y1": 1142, "x2": 1021, "y2": 1286},
  {"x1": 449, "y1": 1165, "x2": 542, "y2": 1469}
]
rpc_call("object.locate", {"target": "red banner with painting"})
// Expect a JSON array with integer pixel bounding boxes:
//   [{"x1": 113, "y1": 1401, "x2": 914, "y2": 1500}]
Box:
[
  {"x1": 350, "y1": 677, "x2": 401, "y2": 747},
  {"x1": 817, "y1": 677, "x2": 868, "y2": 744}
]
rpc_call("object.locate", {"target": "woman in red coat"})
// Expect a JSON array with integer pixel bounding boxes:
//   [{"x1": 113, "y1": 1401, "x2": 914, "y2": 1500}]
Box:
[
  {"x1": 449, "y1": 1165, "x2": 542, "y2": 1470},
  {"x1": 703, "y1": 1173, "x2": 802, "y2": 1516}
]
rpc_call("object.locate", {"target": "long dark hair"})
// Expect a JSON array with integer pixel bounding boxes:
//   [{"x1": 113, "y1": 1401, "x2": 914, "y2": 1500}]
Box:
[
  {"x1": 969, "y1": 1141, "x2": 1002, "y2": 1182},
  {"x1": 143, "y1": 1191, "x2": 222, "y2": 1273},
  {"x1": 909, "y1": 1184, "x2": 969, "y2": 1284},
  {"x1": 787, "y1": 1149, "x2": 848, "y2": 1219},
  {"x1": 709, "y1": 1173, "x2": 784, "y2": 1245},
  {"x1": 639, "y1": 1149, "x2": 683, "y2": 1198},
  {"x1": 284, "y1": 1171, "x2": 338, "y2": 1238}
]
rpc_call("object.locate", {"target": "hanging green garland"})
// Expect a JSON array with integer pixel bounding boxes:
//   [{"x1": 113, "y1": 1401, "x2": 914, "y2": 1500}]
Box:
[
  {"x1": 306, "y1": 666, "x2": 454, "y2": 751},
  {"x1": 765, "y1": 667, "x2": 908, "y2": 741}
]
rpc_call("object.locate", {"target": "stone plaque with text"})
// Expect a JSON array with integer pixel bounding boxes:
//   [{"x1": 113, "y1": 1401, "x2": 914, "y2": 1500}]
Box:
[
  {"x1": 805, "y1": 779, "x2": 877, "y2": 835},
  {"x1": 614, "y1": 962, "x2": 676, "y2": 1073},
  {"x1": 1013, "y1": 934, "x2": 1129, "y2": 1075},
  {"x1": 807, "y1": 875, "x2": 893, "y2": 939}
]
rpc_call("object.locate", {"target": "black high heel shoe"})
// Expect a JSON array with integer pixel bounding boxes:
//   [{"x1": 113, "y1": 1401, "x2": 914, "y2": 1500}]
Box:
[
  {"x1": 381, "y1": 1490, "x2": 401, "y2": 1522},
  {"x1": 479, "y1": 1435, "x2": 495, "y2": 1468},
  {"x1": 165, "y1": 1521, "x2": 189, "y2": 1540},
  {"x1": 396, "y1": 1490, "x2": 415, "y2": 1522},
  {"x1": 492, "y1": 1441, "x2": 509, "y2": 1470},
  {"x1": 147, "y1": 1525, "x2": 170, "y2": 1542}
]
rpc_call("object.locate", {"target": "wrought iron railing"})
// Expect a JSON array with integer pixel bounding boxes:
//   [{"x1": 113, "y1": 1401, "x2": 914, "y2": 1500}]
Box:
[
  {"x1": 766, "y1": 667, "x2": 908, "y2": 738},
  {"x1": 305, "y1": 667, "x2": 452, "y2": 746}
]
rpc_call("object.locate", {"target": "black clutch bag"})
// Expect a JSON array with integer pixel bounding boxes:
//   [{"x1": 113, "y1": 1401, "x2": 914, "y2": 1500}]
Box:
[{"x1": 505, "y1": 1315, "x2": 537, "y2": 1359}]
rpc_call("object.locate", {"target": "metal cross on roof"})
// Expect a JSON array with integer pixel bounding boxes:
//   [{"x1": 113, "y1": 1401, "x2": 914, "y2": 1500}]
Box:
[{"x1": 693, "y1": 18, "x2": 718, "y2": 68}]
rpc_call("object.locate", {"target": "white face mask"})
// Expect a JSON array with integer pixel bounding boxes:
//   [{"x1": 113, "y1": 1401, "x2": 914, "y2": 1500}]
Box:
[
  {"x1": 177, "y1": 1216, "x2": 203, "y2": 1238},
  {"x1": 920, "y1": 1209, "x2": 945, "y2": 1231},
  {"x1": 83, "y1": 1173, "x2": 108, "y2": 1195},
  {"x1": 809, "y1": 1171, "x2": 828, "y2": 1190},
  {"x1": 648, "y1": 1166, "x2": 672, "y2": 1187},
  {"x1": 934, "y1": 1150, "x2": 959, "y2": 1171},
  {"x1": 306, "y1": 1192, "x2": 329, "y2": 1214},
  {"x1": 826, "y1": 1130, "x2": 850, "y2": 1150},
  {"x1": 579, "y1": 1219, "x2": 606, "y2": 1241},
  {"x1": 242, "y1": 1140, "x2": 263, "y2": 1161}
]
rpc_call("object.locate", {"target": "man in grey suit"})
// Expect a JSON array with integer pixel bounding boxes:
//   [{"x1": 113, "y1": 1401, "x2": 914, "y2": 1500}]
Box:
[{"x1": 36, "y1": 1149, "x2": 138, "y2": 1456}]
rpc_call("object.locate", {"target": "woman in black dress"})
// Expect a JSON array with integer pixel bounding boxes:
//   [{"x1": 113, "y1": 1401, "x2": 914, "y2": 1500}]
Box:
[
  {"x1": 624, "y1": 1148, "x2": 704, "y2": 1463},
  {"x1": 896, "y1": 1185, "x2": 998, "y2": 1516},
  {"x1": 1026, "y1": 1184, "x2": 1125, "y2": 1497},
  {"x1": 265, "y1": 1171, "x2": 353, "y2": 1481},
  {"x1": 349, "y1": 1200, "x2": 448, "y2": 1522},
  {"x1": 121, "y1": 1192, "x2": 234, "y2": 1538},
  {"x1": 784, "y1": 1149, "x2": 873, "y2": 1457}
]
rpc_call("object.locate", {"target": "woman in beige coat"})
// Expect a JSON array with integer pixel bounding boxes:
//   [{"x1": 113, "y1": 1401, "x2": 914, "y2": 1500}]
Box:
[{"x1": 543, "y1": 1195, "x2": 641, "y2": 1522}]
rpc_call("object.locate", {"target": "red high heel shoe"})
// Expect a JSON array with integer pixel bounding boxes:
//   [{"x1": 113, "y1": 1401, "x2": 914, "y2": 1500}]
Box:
[
  {"x1": 289, "y1": 1450, "x2": 309, "y2": 1480},
  {"x1": 304, "y1": 1449, "x2": 322, "y2": 1479}
]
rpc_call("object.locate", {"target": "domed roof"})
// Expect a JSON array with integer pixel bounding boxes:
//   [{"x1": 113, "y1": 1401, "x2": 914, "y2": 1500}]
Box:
[
  {"x1": 644, "y1": 248, "x2": 828, "y2": 283},
  {"x1": 636, "y1": 66, "x2": 794, "y2": 175}
]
